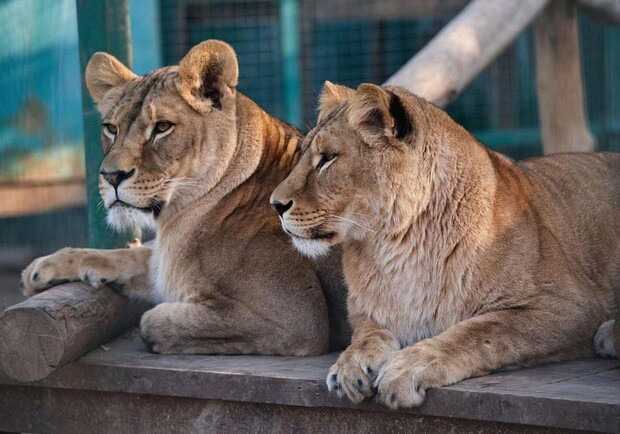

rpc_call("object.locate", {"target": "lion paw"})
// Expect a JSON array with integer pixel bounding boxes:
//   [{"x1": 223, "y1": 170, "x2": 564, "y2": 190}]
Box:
[
  {"x1": 21, "y1": 248, "x2": 120, "y2": 297},
  {"x1": 326, "y1": 344, "x2": 392, "y2": 403},
  {"x1": 21, "y1": 248, "x2": 78, "y2": 296},
  {"x1": 77, "y1": 255, "x2": 120, "y2": 289},
  {"x1": 139, "y1": 304, "x2": 178, "y2": 354},
  {"x1": 374, "y1": 346, "x2": 442, "y2": 409}
]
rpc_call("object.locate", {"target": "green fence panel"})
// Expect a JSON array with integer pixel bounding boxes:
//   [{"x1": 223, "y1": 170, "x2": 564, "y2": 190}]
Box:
[{"x1": 76, "y1": 0, "x2": 137, "y2": 248}]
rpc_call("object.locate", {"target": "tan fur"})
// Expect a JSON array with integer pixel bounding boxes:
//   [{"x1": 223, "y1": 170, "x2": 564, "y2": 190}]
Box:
[
  {"x1": 21, "y1": 41, "x2": 351, "y2": 356},
  {"x1": 271, "y1": 82, "x2": 620, "y2": 407}
]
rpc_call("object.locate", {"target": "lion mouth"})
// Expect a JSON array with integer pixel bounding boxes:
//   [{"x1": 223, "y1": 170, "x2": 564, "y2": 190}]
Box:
[
  {"x1": 286, "y1": 228, "x2": 336, "y2": 241},
  {"x1": 110, "y1": 199, "x2": 165, "y2": 218},
  {"x1": 310, "y1": 231, "x2": 336, "y2": 240}
]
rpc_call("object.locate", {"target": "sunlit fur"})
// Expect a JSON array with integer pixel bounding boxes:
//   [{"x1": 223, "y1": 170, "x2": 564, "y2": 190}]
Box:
[
  {"x1": 272, "y1": 81, "x2": 620, "y2": 409},
  {"x1": 20, "y1": 40, "x2": 355, "y2": 357}
]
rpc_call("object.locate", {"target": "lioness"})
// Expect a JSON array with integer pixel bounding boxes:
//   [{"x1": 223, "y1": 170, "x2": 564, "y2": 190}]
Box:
[
  {"x1": 21, "y1": 40, "x2": 350, "y2": 355},
  {"x1": 271, "y1": 82, "x2": 619, "y2": 408}
]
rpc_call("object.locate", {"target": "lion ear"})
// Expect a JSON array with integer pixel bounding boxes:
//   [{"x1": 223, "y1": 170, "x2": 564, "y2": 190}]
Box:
[
  {"x1": 317, "y1": 81, "x2": 354, "y2": 123},
  {"x1": 348, "y1": 83, "x2": 412, "y2": 144},
  {"x1": 85, "y1": 52, "x2": 136, "y2": 104},
  {"x1": 177, "y1": 40, "x2": 239, "y2": 114}
]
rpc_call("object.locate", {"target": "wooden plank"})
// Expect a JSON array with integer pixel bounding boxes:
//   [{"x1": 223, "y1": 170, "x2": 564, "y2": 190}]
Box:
[
  {"x1": 0, "y1": 180, "x2": 85, "y2": 218},
  {"x1": 1, "y1": 329, "x2": 618, "y2": 432},
  {"x1": 451, "y1": 360, "x2": 620, "y2": 404},
  {"x1": 534, "y1": 0, "x2": 596, "y2": 154},
  {"x1": 0, "y1": 386, "x2": 576, "y2": 434},
  {"x1": 385, "y1": 0, "x2": 549, "y2": 107}
]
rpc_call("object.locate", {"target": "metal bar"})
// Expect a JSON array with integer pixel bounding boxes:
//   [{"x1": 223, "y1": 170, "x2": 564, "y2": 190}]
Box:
[
  {"x1": 279, "y1": 0, "x2": 302, "y2": 127},
  {"x1": 76, "y1": 0, "x2": 136, "y2": 248},
  {"x1": 604, "y1": 27, "x2": 620, "y2": 137}
]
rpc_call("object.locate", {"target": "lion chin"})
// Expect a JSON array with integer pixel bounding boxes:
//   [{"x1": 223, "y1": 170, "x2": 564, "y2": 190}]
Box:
[
  {"x1": 106, "y1": 204, "x2": 157, "y2": 232},
  {"x1": 291, "y1": 236, "x2": 333, "y2": 259}
]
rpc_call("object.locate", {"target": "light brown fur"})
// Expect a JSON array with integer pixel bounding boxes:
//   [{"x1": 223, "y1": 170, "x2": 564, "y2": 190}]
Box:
[
  {"x1": 271, "y1": 82, "x2": 620, "y2": 407},
  {"x1": 21, "y1": 41, "x2": 351, "y2": 355}
]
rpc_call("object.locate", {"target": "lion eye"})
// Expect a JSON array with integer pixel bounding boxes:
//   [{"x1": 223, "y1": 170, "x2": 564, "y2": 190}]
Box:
[
  {"x1": 154, "y1": 121, "x2": 173, "y2": 133},
  {"x1": 317, "y1": 152, "x2": 337, "y2": 171},
  {"x1": 102, "y1": 123, "x2": 118, "y2": 141},
  {"x1": 152, "y1": 121, "x2": 175, "y2": 141}
]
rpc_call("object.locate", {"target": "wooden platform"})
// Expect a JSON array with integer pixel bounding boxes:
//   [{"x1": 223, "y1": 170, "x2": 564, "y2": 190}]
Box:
[{"x1": 0, "y1": 327, "x2": 618, "y2": 433}]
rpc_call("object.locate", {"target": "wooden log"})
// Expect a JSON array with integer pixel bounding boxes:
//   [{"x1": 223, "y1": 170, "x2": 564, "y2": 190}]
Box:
[
  {"x1": 0, "y1": 283, "x2": 148, "y2": 382},
  {"x1": 385, "y1": 0, "x2": 549, "y2": 107},
  {"x1": 535, "y1": 0, "x2": 596, "y2": 154},
  {"x1": 577, "y1": 0, "x2": 620, "y2": 24}
]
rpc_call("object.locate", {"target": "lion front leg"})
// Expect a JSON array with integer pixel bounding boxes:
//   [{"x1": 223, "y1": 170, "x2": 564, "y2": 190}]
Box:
[
  {"x1": 326, "y1": 315, "x2": 400, "y2": 403},
  {"x1": 21, "y1": 246, "x2": 151, "y2": 298},
  {"x1": 374, "y1": 307, "x2": 597, "y2": 409}
]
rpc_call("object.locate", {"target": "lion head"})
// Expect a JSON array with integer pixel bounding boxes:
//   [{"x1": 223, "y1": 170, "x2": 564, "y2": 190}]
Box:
[
  {"x1": 271, "y1": 82, "x2": 446, "y2": 258},
  {"x1": 85, "y1": 40, "x2": 240, "y2": 231}
]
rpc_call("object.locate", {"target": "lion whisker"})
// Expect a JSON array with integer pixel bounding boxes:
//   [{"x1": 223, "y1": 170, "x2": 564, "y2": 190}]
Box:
[
  {"x1": 332, "y1": 210, "x2": 375, "y2": 219},
  {"x1": 96, "y1": 199, "x2": 106, "y2": 212},
  {"x1": 326, "y1": 214, "x2": 377, "y2": 233}
]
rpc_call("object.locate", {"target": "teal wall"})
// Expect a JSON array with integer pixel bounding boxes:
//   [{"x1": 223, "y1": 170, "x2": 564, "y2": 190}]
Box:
[{"x1": 0, "y1": 0, "x2": 161, "y2": 253}]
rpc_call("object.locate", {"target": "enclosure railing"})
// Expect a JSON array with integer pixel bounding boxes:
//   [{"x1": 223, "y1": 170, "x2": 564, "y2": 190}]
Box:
[{"x1": 76, "y1": 0, "x2": 137, "y2": 248}]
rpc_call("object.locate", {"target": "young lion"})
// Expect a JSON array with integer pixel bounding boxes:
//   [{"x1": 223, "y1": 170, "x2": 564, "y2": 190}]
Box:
[
  {"x1": 21, "y1": 40, "x2": 351, "y2": 355},
  {"x1": 271, "y1": 82, "x2": 619, "y2": 408}
]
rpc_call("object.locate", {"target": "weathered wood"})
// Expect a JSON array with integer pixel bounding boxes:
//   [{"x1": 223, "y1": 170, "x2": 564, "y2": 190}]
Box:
[
  {"x1": 577, "y1": 0, "x2": 620, "y2": 24},
  {"x1": 0, "y1": 283, "x2": 148, "y2": 382},
  {"x1": 0, "y1": 329, "x2": 617, "y2": 432},
  {"x1": 535, "y1": 0, "x2": 596, "y2": 154},
  {"x1": 0, "y1": 386, "x2": 578, "y2": 434},
  {"x1": 385, "y1": 0, "x2": 549, "y2": 107}
]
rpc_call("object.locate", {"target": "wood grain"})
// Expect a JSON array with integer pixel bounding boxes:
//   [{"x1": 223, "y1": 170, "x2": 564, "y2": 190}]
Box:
[
  {"x1": 0, "y1": 283, "x2": 148, "y2": 382},
  {"x1": 385, "y1": 0, "x2": 549, "y2": 107},
  {"x1": 1, "y1": 329, "x2": 617, "y2": 432},
  {"x1": 534, "y1": 0, "x2": 596, "y2": 154}
]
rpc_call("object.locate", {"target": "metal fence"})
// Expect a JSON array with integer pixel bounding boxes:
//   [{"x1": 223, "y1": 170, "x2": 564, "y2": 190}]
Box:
[
  {"x1": 160, "y1": 0, "x2": 620, "y2": 158},
  {"x1": 1, "y1": 0, "x2": 619, "y2": 259}
]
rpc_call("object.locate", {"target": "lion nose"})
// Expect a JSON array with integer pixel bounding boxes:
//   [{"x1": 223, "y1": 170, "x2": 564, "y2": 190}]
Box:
[
  {"x1": 100, "y1": 168, "x2": 135, "y2": 188},
  {"x1": 271, "y1": 200, "x2": 293, "y2": 217}
]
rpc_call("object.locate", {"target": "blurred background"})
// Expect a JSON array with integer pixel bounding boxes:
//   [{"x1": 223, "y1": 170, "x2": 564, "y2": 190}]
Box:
[{"x1": 0, "y1": 0, "x2": 619, "y2": 298}]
